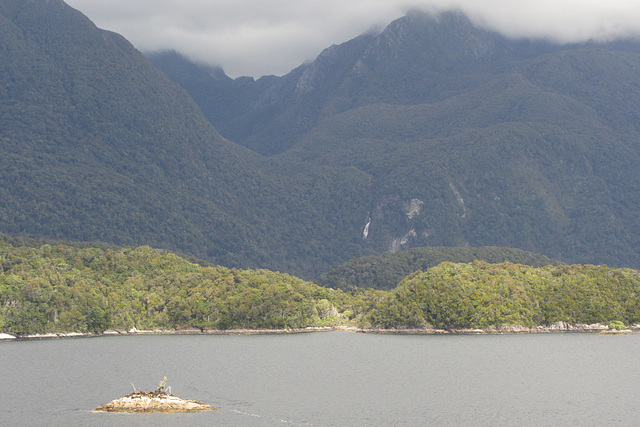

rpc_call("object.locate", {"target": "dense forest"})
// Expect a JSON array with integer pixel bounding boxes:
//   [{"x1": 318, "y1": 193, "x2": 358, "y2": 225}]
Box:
[
  {"x1": 0, "y1": 238, "x2": 360, "y2": 336},
  {"x1": 151, "y1": 11, "x2": 640, "y2": 271},
  {"x1": 0, "y1": 0, "x2": 373, "y2": 279},
  {"x1": 317, "y1": 246, "x2": 560, "y2": 290},
  {"x1": 367, "y1": 261, "x2": 640, "y2": 329},
  {"x1": 5, "y1": 2, "x2": 640, "y2": 281},
  {"x1": 1, "y1": 237, "x2": 638, "y2": 336}
]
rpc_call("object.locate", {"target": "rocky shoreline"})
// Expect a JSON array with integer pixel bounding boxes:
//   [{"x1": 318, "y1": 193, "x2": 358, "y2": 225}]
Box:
[
  {"x1": 362, "y1": 322, "x2": 640, "y2": 335},
  {"x1": 2, "y1": 322, "x2": 640, "y2": 340}
]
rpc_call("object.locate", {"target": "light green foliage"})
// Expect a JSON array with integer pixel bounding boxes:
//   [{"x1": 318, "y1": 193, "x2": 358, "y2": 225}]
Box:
[
  {"x1": 366, "y1": 261, "x2": 640, "y2": 329},
  {"x1": 3, "y1": 236, "x2": 640, "y2": 335},
  {"x1": 0, "y1": 240, "x2": 352, "y2": 336},
  {"x1": 608, "y1": 320, "x2": 626, "y2": 330}
]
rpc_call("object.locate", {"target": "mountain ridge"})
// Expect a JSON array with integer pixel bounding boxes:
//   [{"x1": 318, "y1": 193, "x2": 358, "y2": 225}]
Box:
[
  {"x1": 149, "y1": 11, "x2": 571, "y2": 157},
  {"x1": 150, "y1": 9, "x2": 640, "y2": 269}
]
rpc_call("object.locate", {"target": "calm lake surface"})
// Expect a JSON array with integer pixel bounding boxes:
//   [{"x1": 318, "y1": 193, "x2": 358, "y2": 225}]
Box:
[{"x1": 1, "y1": 332, "x2": 639, "y2": 426}]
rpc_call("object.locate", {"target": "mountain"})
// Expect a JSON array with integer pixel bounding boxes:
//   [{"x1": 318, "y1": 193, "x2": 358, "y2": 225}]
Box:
[
  {"x1": 149, "y1": 33, "x2": 380, "y2": 157},
  {"x1": 148, "y1": 12, "x2": 561, "y2": 157},
  {"x1": 150, "y1": 10, "x2": 640, "y2": 269},
  {"x1": 0, "y1": 0, "x2": 373, "y2": 278},
  {"x1": 6, "y1": 2, "x2": 640, "y2": 279}
]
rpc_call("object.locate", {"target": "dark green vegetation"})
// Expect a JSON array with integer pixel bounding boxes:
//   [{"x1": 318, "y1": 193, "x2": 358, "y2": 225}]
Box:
[
  {"x1": 317, "y1": 246, "x2": 560, "y2": 290},
  {"x1": 151, "y1": 11, "x2": 640, "y2": 271},
  {"x1": 0, "y1": 0, "x2": 372, "y2": 279},
  {"x1": 1, "y1": 238, "x2": 638, "y2": 336},
  {"x1": 367, "y1": 261, "x2": 640, "y2": 329},
  {"x1": 5, "y1": 2, "x2": 640, "y2": 282},
  {"x1": 0, "y1": 238, "x2": 354, "y2": 336}
]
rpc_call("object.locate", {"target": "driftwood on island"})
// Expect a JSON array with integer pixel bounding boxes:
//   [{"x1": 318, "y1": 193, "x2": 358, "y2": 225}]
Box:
[{"x1": 95, "y1": 378, "x2": 216, "y2": 413}]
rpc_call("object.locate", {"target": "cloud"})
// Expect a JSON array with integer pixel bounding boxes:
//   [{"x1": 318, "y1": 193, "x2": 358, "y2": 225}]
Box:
[
  {"x1": 442, "y1": 0, "x2": 640, "y2": 42},
  {"x1": 65, "y1": 0, "x2": 640, "y2": 78}
]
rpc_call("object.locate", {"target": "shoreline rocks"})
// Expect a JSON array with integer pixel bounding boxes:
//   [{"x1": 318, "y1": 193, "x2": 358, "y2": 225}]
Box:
[
  {"x1": 95, "y1": 391, "x2": 215, "y2": 413},
  {"x1": 4, "y1": 323, "x2": 640, "y2": 340},
  {"x1": 360, "y1": 322, "x2": 634, "y2": 334}
]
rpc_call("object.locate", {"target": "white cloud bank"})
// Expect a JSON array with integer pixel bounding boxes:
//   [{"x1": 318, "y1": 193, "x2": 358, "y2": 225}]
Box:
[{"x1": 65, "y1": 0, "x2": 640, "y2": 78}]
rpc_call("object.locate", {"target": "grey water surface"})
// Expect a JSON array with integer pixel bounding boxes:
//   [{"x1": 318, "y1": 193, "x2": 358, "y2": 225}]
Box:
[{"x1": 1, "y1": 332, "x2": 638, "y2": 426}]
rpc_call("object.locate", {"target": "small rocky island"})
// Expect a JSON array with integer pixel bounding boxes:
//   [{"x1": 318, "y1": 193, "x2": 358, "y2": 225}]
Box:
[{"x1": 95, "y1": 378, "x2": 216, "y2": 413}]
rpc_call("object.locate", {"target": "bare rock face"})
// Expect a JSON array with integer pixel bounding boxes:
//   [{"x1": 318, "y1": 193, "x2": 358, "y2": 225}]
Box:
[{"x1": 95, "y1": 391, "x2": 215, "y2": 413}]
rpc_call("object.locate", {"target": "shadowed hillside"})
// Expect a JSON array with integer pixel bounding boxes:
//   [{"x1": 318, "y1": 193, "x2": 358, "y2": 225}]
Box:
[
  {"x1": 151, "y1": 10, "x2": 640, "y2": 269},
  {"x1": 5, "y1": 2, "x2": 640, "y2": 278},
  {"x1": 0, "y1": 0, "x2": 373, "y2": 278}
]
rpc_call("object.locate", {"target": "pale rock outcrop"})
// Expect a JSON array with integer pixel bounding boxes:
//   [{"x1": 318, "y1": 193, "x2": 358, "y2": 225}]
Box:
[{"x1": 95, "y1": 391, "x2": 215, "y2": 413}]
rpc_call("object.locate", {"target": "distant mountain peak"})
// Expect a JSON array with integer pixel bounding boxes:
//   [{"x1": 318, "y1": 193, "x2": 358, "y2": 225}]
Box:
[
  {"x1": 362, "y1": 9, "x2": 510, "y2": 66},
  {"x1": 295, "y1": 44, "x2": 340, "y2": 97},
  {"x1": 294, "y1": 11, "x2": 490, "y2": 98}
]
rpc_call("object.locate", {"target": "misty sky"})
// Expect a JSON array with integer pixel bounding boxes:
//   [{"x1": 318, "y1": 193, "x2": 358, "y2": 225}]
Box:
[{"x1": 65, "y1": 0, "x2": 640, "y2": 78}]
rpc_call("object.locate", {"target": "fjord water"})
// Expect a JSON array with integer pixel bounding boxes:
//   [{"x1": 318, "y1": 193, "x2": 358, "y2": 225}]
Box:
[{"x1": 1, "y1": 332, "x2": 639, "y2": 426}]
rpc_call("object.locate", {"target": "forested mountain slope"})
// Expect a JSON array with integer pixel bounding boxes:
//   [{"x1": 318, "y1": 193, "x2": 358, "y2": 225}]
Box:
[
  {"x1": 5, "y1": 1, "x2": 640, "y2": 278},
  {"x1": 0, "y1": 0, "x2": 373, "y2": 278},
  {"x1": 151, "y1": 11, "x2": 640, "y2": 268}
]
